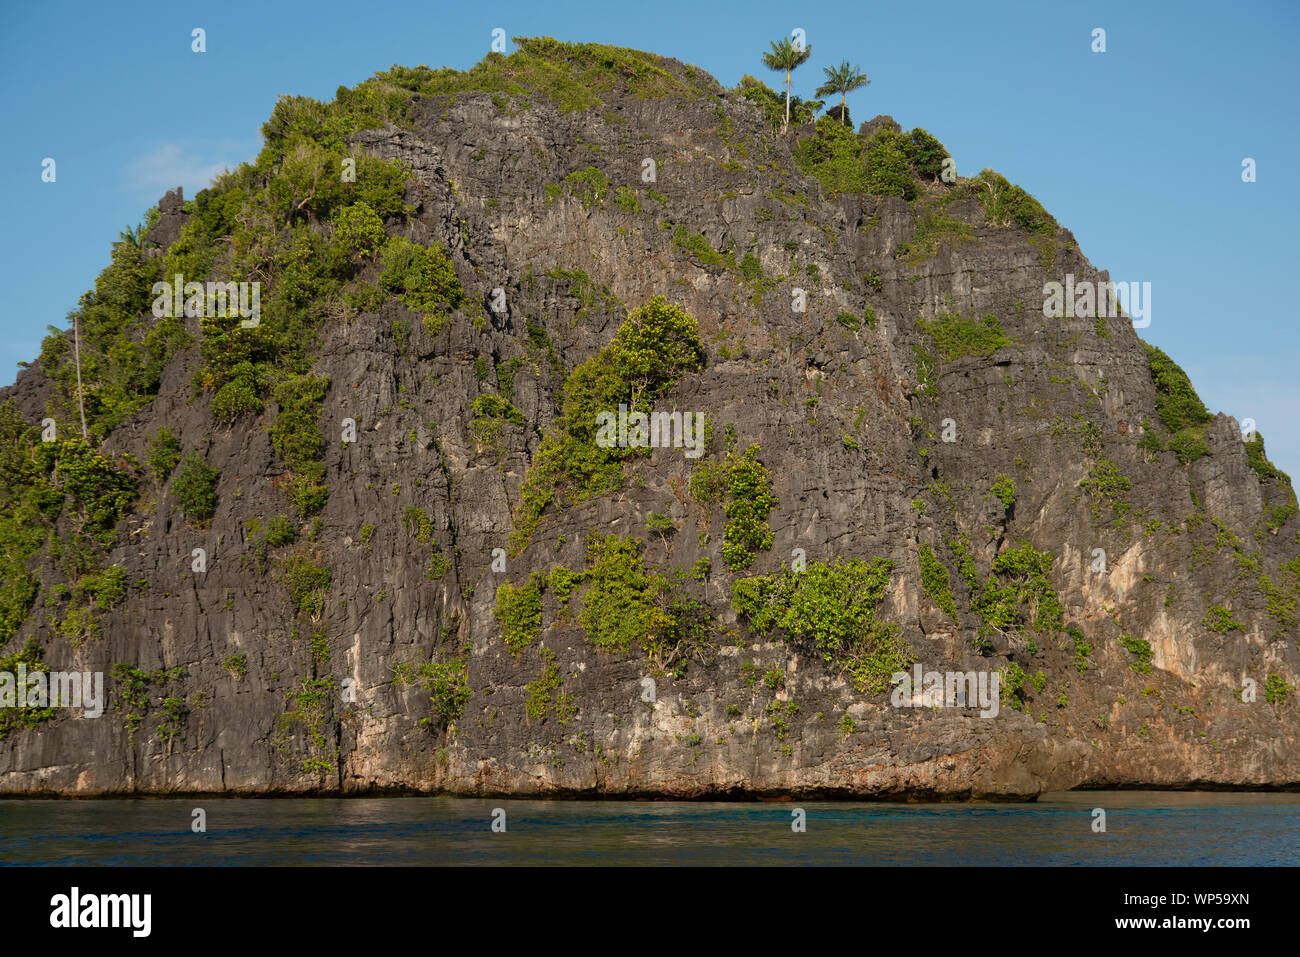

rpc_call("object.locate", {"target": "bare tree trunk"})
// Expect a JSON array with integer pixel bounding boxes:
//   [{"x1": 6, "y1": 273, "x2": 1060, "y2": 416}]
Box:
[
  {"x1": 73, "y1": 315, "x2": 88, "y2": 441},
  {"x1": 784, "y1": 69, "x2": 791, "y2": 132}
]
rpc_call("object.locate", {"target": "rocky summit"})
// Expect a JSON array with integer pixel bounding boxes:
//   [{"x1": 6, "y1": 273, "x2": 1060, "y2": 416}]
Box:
[{"x1": 1, "y1": 38, "x2": 1296, "y2": 798}]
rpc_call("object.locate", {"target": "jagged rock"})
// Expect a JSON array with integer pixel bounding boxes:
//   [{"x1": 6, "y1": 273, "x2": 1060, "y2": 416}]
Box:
[{"x1": 0, "y1": 42, "x2": 1295, "y2": 798}]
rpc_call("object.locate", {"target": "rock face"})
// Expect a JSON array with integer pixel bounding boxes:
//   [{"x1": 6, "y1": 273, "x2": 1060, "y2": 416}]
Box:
[{"x1": 1, "y1": 42, "x2": 1296, "y2": 798}]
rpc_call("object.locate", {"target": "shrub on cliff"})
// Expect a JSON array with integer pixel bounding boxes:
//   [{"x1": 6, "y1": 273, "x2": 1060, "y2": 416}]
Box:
[
  {"x1": 509, "y1": 296, "x2": 705, "y2": 553},
  {"x1": 731, "y1": 557, "x2": 910, "y2": 693},
  {"x1": 977, "y1": 169, "x2": 1057, "y2": 234},
  {"x1": 379, "y1": 236, "x2": 464, "y2": 335},
  {"x1": 171, "y1": 451, "x2": 219, "y2": 525}
]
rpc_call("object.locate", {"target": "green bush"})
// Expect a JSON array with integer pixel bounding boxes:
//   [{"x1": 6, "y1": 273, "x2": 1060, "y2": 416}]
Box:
[
  {"x1": 565, "y1": 166, "x2": 611, "y2": 209},
  {"x1": 901, "y1": 128, "x2": 949, "y2": 181},
  {"x1": 0, "y1": 639, "x2": 54, "y2": 739},
  {"x1": 736, "y1": 74, "x2": 822, "y2": 130},
  {"x1": 920, "y1": 311, "x2": 1011, "y2": 360},
  {"x1": 1168, "y1": 428, "x2": 1210, "y2": 466},
  {"x1": 1203, "y1": 605, "x2": 1244, "y2": 633},
  {"x1": 731, "y1": 556, "x2": 908, "y2": 693},
  {"x1": 973, "y1": 542, "x2": 1062, "y2": 638},
  {"x1": 577, "y1": 535, "x2": 669, "y2": 652},
  {"x1": 277, "y1": 551, "x2": 331, "y2": 617},
  {"x1": 792, "y1": 117, "x2": 868, "y2": 195},
  {"x1": 271, "y1": 373, "x2": 329, "y2": 517},
  {"x1": 1143, "y1": 343, "x2": 1212, "y2": 434},
  {"x1": 77, "y1": 564, "x2": 127, "y2": 610},
  {"x1": 379, "y1": 236, "x2": 464, "y2": 335},
  {"x1": 672, "y1": 226, "x2": 728, "y2": 268},
  {"x1": 471, "y1": 393, "x2": 527, "y2": 447},
  {"x1": 210, "y1": 362, "x2": 266, "y2": 421},
  {"x1": 1245, "y1": 431, "x2": 1293, "y2": 487},
  {"x1": 495, "y1": 575, "x2": 544, "y2": 655},
  {"x1": 863, "y1": 128, "x2": 916, "y2": 199},
  {"x1": 1079, "y1": 459, "x2": 1131, "y2": 514},
  {"x1": 171, "y1": 451, "x2": 219, "y2": 525},
  {"x1": 919, "y1": 545, "x2": 956, "y2": 619},
  {"x1": 977, "y1": 170, "x2": 1057, "y2": 234},
  {"x1": 1117, "y1": 633, "x2": 1154, "y2": 673},
  {"x1": 394, "y1": 655, "x2": 470, "y2": 728},
  {"x1": 613, "y1": 186, "x2": 642, "y2": 214},
  {"x1": 509, "y1": 296, "x2": 705, "y2": 553},
  {"x1": 331, "y1": 201, "x2": 387, "y2": 257},
  {"x1": 147, "y1": 427, "x2": 181, "y2": 482},
  {"x1": 991, "y1": 474, "x2": 1016, "y2": 511},
  {"x1": 689, "y1": 444, "x2": 776, "y2": 570},
  {"x1": 265, "y1": 514, "x2": 297, "y2": 548}
]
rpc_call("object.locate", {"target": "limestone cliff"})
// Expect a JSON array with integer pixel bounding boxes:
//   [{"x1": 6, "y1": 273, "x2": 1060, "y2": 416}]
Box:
[{"x1": 1, "y1": 39, "x2": 1296, "y2": 797}]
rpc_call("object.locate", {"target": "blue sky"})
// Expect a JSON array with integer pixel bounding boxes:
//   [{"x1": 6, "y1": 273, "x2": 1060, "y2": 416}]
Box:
[{"x1": 3, "y1": 0, "x2": 1298, "y2": 475}]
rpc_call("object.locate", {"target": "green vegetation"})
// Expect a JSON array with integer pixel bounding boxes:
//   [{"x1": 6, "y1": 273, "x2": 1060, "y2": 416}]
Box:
[
  {"x1": 495, "y1": 575, "x2": 544, "y2": 655},
  {"x1": 613, "y1": 185, "x2": 642, "y2": 213},
  {"x1": 895, "y1": 201, "x2": 973, "y2": 265},
  {"x1": 379, "y1": 236, "x2": 464, "y2": 335},
  {"x1": 576, "y1": 535, "x2": 669, "y2": 653},
  {"x1": 731, "y1": 557, "x2": 910, "y2": 693},
  {"x1": 919, "y1": 311, "x2": 1012, "y2": 360},
  {"x1": 471, "y1": 393, "x2": 526, "y2": 449},
  {"x1": 394, "y1": 653, "x2": 471, "y2": 728},
  {"x1": 524, "y1": 646, "x2": 574, "y2": 722},
  {"x1": 1140, "y1": 343, "x2": 1215, "y2": 466},
  {"x1": 972, "y1": 542, "x2": 1063, "y2": 641},
  {"x1": 171, "y1": 451, "x2": 219, "y2": 525},
  {"x1": 111, "y1": 662, "x2": 187, "y2": 740},
  {"x1": 1067, "y1": 627, "x2": 1093, "y2": 673},
  {"x1": 375, "y1": 38, "x2": 707, "y2": 114},
  {"x1": 1202, "y1": 605, "x2": 1244, "y2": 633},
  {"x1": 277, "y1": 550, "x2": 331, "y2": 618},
  {"x1": 1264, "y1": 673, "x2": 1292, "y2": 711},
  {"x1": 1079, "y1": 458, "x2": 1132, "y2": 517},
  {"x1": 508, "y1": 296, "x2": 705, "y2": 553},
  {"x1": 147, "y1": 427, "x2": 181, "y2": 482},
  {"x1": 792, "y1": 119, "x2": 951, "y2": 201},
  {"x1": 400, "y1": 507, "x2": 450, "y2": 579},
  {"x1": 1245, "y1": 431, "x2": 1293, "y2": 488},
  {"x1": 565, "y1": 166, "x2": 611, "y2": 209},
  {"x1": 760, "y1": 37, "x2": 813, "y2": 132},
  {"x1": 1117, "y1": 634, "x2": 1154, "y2": 674},
  {"x1": 331, "y1": 202, "x2": 387, "y2": 257},
  {"x1": 814, "y1": 60, "x2": 869, "y2": 127},
  {"x1": 672, "y1": 226, "x2": 728, "y2": 268},
  {"x1": 919, "y1": 544, "x2": 957, "y2": 619},
  {"x1": 0, "y1": 640, "x2": 55, "y2": 739},
  {"x1": 736, "y1": 75, "x2": 822, "y2": 131},
  {"x1": 991, "y1": 474, "x2": 1016, "y2": 512},
  {"x1": 1144, "y1": 344, "x2": 1212, "y2": 433},
  {"x1": 220, "y1": 653, "x2": 249, "y2": 678},
  {"x1": 270, "y1": 374, "x2": 330, "y2": 517},
  {"x1": 688, "y1": 444, "x2": 777, "y2": 570},
  {"x1": 975, "y1": 170, "x2": 1057, "y2": 234}
]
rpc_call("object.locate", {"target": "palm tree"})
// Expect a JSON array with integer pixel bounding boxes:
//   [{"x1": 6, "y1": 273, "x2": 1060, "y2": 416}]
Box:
[
  {"x1": 761, "y1": 37, "x2": 813, "y2": 132},
  {"x1": 815, "y1": 60, "x2": 870, "y2": 127}
]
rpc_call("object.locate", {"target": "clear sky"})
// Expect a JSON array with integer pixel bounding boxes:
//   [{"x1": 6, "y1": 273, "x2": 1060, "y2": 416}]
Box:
[{"x1": 2, "y1": 0, "x2": 1297, "y2": 474}]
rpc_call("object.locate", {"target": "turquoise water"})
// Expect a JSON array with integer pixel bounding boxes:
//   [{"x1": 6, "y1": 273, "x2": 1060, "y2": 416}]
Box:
[{"x1": 1, "y1": 791, "x2": 1296, "y2": 865}]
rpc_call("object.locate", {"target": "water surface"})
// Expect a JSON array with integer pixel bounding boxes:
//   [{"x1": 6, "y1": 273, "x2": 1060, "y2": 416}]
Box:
[{"x1": 1, "y1": 791, "x2": 1296, "y2": 865}]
